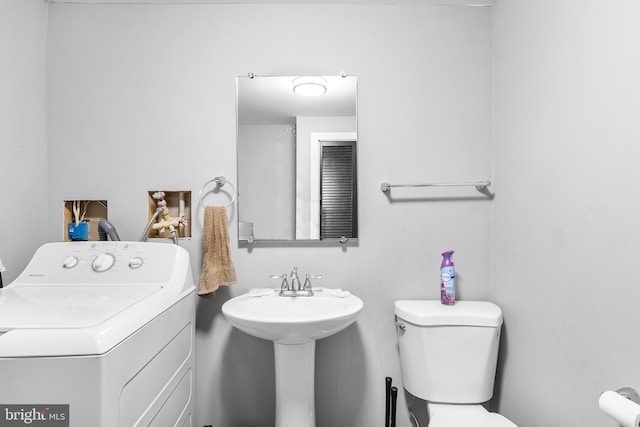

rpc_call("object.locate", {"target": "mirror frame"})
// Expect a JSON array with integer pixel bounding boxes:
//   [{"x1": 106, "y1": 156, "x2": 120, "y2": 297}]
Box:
[{"x1": 236, "y1": 74, "x2": 358, "y2": 247}]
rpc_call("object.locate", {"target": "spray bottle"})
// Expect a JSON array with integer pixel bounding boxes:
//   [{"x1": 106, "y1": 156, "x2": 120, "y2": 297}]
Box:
[{"x1": 440, "y1": 250, "x2": 456, "y2": 305}]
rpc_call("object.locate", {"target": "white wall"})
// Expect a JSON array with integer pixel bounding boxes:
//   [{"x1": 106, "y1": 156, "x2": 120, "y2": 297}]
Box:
[
  {"x1": 46, "y1": 4, "x2": 491, "y2": 427},
  {"x1": 491, "y1": 1, "x2": 640, "y2": 426},
  {"x1": 0, "y1": 0, "x2": 48, "y2": 283}
]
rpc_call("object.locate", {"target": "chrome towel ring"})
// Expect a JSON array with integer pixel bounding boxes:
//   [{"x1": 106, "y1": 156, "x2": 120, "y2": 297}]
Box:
[{"x1": 198, "y1": 176, "x2": 237, "y2": 208}]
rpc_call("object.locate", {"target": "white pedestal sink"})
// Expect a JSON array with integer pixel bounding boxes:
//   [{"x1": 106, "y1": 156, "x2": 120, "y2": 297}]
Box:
[{"x1": 222, "y1": 289, "x2": 364, "y2": 427}]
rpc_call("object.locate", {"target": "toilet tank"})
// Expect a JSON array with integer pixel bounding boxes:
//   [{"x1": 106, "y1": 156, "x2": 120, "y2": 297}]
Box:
[{"x1": 394, "y1": 300, "x2": 503, "y2": 404}]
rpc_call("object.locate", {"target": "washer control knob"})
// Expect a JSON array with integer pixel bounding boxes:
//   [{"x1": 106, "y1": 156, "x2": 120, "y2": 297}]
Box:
[
  {"x1": 62, "y1": 256, "x2": 79, "y2": 269},
  {"x1": 128, "y1": 257, "x2": 144, "y2": 269},
  {"x1": 92, "y1": 253, "x2": 115, "y2": 272}
]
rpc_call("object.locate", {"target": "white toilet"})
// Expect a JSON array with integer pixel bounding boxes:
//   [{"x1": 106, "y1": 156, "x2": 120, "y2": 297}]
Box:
[{"x1": 394, "y1": 300, "x2": 517, "y2": 427}]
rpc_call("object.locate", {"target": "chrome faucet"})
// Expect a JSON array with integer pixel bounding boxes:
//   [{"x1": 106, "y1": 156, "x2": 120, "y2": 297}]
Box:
[
  {"x1": 289, "y1": 267, "x2": 301, "y2": 292},
  {"x1": 272, "y1": 267, "x2": 321, "y2": 297}
]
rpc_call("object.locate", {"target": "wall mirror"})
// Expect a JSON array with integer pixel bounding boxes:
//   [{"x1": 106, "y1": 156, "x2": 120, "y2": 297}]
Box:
[{"x1": 236, "y1": 74, "x2": 358, "y2": 245}]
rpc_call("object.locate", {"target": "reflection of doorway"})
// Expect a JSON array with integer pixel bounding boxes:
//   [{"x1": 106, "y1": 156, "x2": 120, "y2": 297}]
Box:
[
  {"x1": 320, "y1": 140, "x2": 357, "y2": 239},
  {"x1": 307, "y1": 132, "x2": 357, "y2": 239}
]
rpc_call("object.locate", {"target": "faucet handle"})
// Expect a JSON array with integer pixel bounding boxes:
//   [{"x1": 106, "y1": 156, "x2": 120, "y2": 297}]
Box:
[
  {"x1": 303, "y1": 274, "x2": 322, "y2": 291},
  {"x1": 270, "y1": 274, "x2": 289, "y2": 291}
]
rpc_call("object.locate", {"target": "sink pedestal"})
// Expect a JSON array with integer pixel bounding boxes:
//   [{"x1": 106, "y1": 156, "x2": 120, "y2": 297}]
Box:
[
  {"x1": 274, "y1": 341, "x2": 316, "y2": 427},
  {"x1": 221, "y1": 291, "x2": 364, "y2": 427}
]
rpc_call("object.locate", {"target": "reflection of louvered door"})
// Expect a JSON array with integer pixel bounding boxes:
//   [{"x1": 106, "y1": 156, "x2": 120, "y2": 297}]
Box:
[{"x1": 320, "y1": 140, "x2": 357, "y2": 239}]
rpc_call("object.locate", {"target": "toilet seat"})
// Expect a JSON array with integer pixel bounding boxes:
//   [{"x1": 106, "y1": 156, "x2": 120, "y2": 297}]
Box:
[{"x1": 427, "y1": 403, "x2": 517, "y2": 427}]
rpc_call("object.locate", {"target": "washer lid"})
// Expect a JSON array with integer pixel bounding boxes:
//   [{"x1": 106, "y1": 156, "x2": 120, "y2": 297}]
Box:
[
  {"x1": 394, "y1": 300, "x2": 503, "y2": 327},
  {"x1": 0, "y1": 285, "x2": 162, "y2": 329}
]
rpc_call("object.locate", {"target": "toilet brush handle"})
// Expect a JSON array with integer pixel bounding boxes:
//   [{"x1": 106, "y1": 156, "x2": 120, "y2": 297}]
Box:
[
  {"x1": 390, "y1": 386, "x2": 398, "y2": 427},
  {"x1": 385, "y1": 377, "x2": 392, "y2": 427}
]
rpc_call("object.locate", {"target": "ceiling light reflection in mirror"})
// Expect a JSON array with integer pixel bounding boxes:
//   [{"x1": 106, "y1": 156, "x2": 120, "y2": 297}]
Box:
[{"x1": 292, "y1": 76, "x2": 327, "y2": 96}]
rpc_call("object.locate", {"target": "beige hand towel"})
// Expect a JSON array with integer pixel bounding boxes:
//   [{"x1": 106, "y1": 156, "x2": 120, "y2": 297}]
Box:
[{"x1": 198, "y1": 206, "x2": 236, "y2": 298}]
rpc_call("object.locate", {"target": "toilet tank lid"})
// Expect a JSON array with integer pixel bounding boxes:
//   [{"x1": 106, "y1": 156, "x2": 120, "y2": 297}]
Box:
[{"x1": 394, "y1": 300, "x2": 503, "y2": 327}]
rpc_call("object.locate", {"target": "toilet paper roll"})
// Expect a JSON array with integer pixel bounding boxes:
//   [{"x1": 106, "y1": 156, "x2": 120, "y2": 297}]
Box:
[{"x1": 599, "y1": 391, "x2": 640, "y2": 427}]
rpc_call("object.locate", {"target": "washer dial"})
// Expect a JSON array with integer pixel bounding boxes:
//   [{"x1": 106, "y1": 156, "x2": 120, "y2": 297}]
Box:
[
  {"x1": 92, "y1": 253, "x2": 116, "y2": 272},
  {"x1": 128, "y1": 257, "x2": 144, "y2": 269},
  {"x1": 62, "y1": 256, "x2": 79, "y2": 269}
]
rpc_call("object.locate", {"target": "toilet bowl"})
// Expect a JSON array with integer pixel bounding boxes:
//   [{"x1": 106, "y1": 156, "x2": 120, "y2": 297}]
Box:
[
  {"x1": 427, "y1": 403, "x2": 516, "y2": 427},
  {"x1": 394, "y1": 300, "x2": 517, "y2": 427}
]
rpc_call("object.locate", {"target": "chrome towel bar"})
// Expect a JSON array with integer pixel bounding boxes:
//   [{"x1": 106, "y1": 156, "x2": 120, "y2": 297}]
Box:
[{"x1": 380, "y1": 180, "x2": 491, "y2": 193}]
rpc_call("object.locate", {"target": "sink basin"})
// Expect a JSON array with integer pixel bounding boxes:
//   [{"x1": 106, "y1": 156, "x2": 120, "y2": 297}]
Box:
[{"x1": 222, "y1": 289, "x2": 364, "y2": 344}]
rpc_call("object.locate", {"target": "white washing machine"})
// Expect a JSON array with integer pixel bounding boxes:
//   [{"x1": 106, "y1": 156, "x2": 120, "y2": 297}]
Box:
[{"x1": 0, "y1": 242, "x2": 196, "y2": 426}]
